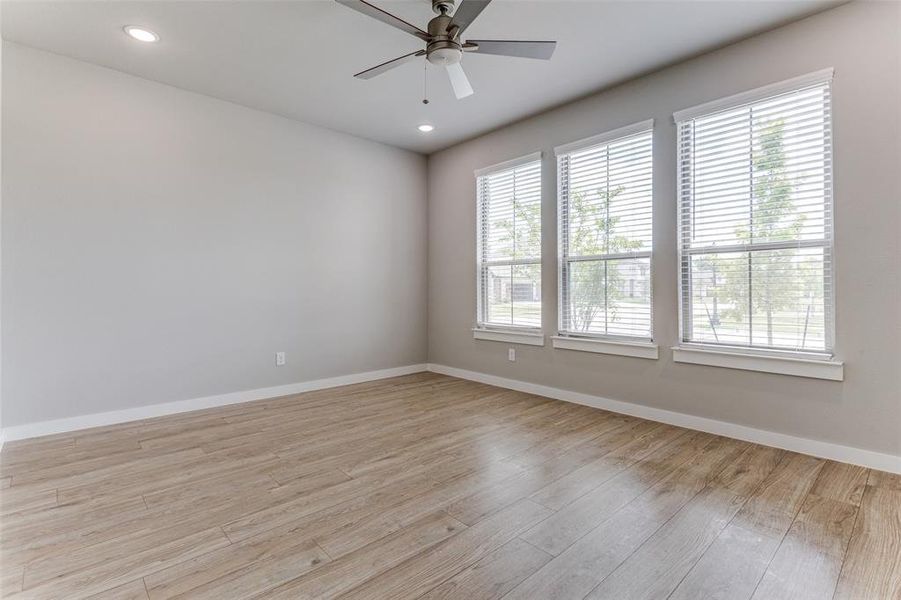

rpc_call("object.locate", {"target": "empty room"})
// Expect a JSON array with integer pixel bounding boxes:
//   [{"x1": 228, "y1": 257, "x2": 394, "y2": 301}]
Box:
[{"x1": 1, "y1": 0, "x2": 899, "y2": 598}]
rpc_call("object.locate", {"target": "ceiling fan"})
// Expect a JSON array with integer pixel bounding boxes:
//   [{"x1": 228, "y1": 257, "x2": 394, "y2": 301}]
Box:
[{"x1": 335, "y1": 0, "x2": 556, "y2": 99}]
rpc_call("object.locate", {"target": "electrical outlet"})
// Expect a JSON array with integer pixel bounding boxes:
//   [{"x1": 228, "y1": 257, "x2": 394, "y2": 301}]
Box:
[
  {"x1": 275, "y1": 352, "x2": 286, "y2": 366},
  {"x1": 508, "y1": 348, "x2": 516, "y2": 362}
]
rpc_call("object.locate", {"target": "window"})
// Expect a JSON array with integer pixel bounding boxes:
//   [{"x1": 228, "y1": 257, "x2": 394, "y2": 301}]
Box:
[
  {"x1": 557, "y1": 121, "x2": 654, "y2": 340},
  {"x1": 476, "y1": 153, "x2": 542, "y2": 330},
  {"x1": 676, "y1": 70, "x2": 834, "y2": 355}
]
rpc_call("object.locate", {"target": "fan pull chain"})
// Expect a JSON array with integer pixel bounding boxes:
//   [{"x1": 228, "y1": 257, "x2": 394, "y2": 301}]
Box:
[{"x1": 422, "y1": 59, "x2": 429, "y2": 105}]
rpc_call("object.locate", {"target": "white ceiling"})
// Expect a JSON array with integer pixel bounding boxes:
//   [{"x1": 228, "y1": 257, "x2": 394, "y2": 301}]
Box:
[{"x1": 2, "y1": 0, "x2": 840, "y2": 153}]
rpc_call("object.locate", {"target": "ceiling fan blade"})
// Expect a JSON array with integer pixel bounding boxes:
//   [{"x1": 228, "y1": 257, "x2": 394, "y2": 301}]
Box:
[
  {"x1": 449, "y1": 0, "x2": 492, "y2": 36},
  {"x1": 446, "y1": 62, "x2": 474, "y2": 99},
  {"x1": 335, "y1": 0, "x2": 430, "y2": 41},
  {"x1": 355, "y1": 50, "x2": 426, "y2": 79},
  {"x1": 465, "y1": 40, "x2": 556, "y2": 60}
]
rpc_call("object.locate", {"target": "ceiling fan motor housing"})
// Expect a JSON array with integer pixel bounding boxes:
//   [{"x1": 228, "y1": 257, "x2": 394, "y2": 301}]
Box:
[
  {"x1": 426, "y1": 13, "x2": 463, "y2": 65},
  {"x1": 338, "y1": 0, "x2": 557, "y2": 99}
]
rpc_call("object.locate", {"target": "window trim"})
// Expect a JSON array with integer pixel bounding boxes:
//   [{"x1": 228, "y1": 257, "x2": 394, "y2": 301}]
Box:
[
  {"x1": 556, "y1": 120, "x2": 655, "y2": 343},
  {"x1": 672, "y1": 68, "x2": 834, "y2": 123},
  {"x1": 671, "y1": 345, "x2": 843, "y2": 381},
  {"x1": 552, "y1": 335, "x2": 658, "y2": 359},
  {"x1": 554, "y1": 119, "x2": 655, "y2": 156},
  {"x1": 473, "y1": 328, "x2": 545, "y2": 346},
  {"x1": 474, "y1": 151, "x2": 544, "y2": 333},
  {"x1": 674, "y1": 69, "x2": 836, "y2": 358},
  {"x1": 474, "y1": 152, "x2": 543, "y2": 178}
]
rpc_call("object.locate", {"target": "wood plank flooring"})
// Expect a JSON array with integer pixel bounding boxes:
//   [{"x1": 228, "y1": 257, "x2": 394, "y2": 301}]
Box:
[{"x1": 1, "y1": 372, "x2": 899, "y2": 599}]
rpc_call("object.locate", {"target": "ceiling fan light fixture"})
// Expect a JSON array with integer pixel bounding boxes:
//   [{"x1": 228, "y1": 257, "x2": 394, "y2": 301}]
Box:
[
  {"x1": 124, "y1": 26, "x2": 159, "y2": 43},
  {"x1": 418, "y1": 124, "x2": 435, "y2": 133},
  {"x1": 426, "y1": 46, "x2": 462, "y2": 66}
]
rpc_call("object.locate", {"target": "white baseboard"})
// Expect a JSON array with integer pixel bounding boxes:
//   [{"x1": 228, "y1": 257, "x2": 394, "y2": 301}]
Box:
[
  {"x1": 5, "y1": 361, "x2": 898, "y2": 475},
  {"x1": 0, "y1": 364, "x2": 428, "y2": 444},
  {"x1": 427, "y1": 363, "x2": 901, "y2": 475}
]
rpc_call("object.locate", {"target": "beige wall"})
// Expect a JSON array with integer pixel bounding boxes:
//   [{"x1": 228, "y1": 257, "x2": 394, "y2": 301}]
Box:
[
  {"x1": 2, "y1": 42, "x2": 428, "y2": 426},
  {"x1": 0, "y1": 29, "x2": 3, "y2": 437},
  {"x1": 427, "y1": 2, "x2": 901, "y2": 456}
]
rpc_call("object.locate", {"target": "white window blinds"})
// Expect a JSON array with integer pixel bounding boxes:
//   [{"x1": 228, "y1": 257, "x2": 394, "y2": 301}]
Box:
[
  {"x1": 477, "y1": 154, "x2": 542, "y2": 329},
  {"x1": 557, "y1": 122, "x2": 654, "y2": 340},
  {"x1": 676, "y1": 71, "x2": 834, "y2": 354}
]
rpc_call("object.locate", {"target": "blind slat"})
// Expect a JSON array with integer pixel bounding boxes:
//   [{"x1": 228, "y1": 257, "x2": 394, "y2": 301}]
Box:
[
  {"x1": 477, "y1": 159, "x2": 543, "y2": 329},
  {"x1": 676, "y1": 79, "x2": 833, "y2": 354},
  {"x1": 558, "y1": 127, "x2": 654, "y2": 340}
]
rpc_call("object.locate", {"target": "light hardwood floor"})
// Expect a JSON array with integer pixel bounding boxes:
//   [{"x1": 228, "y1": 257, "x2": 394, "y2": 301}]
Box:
[{"x1": 1, "y1": 372, "x2": 899, "y2": 599}]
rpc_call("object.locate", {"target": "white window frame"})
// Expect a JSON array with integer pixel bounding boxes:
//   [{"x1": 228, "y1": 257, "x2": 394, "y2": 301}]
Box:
[
  {"x1": 474, "y1": 152, "x2": 544, "y2": 339},
  {"x1": 555, "y1": 120, "x2": 656, "y2": 353},
  {"x1": 673, "y1": 69, "x2": 842, "y2": 378}
]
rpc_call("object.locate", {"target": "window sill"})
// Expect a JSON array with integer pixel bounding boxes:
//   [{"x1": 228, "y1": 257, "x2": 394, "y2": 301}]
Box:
[
  {"x1": 671, "y1": 346, "x2": 844, "y2": 381},
  {"x1": 552, "y1": 336, "x2": 659, "y2": 359},
  {"x1": 472, "y1": 328, "x2": 545, "y2": 346}
]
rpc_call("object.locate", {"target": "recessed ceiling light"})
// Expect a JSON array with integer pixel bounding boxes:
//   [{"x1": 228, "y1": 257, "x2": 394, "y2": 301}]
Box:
[
  {"x1": 418, "y1": 124, "x2": 434, "y2": 133},
  {"x1": 124, "y1": 26, "x2": 159, "y2": 43}
]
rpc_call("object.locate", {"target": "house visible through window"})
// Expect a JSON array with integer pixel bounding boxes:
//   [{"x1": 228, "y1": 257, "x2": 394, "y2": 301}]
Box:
[
  {"x1": 676, "y1": 72, "x2": 834, "y2": 354},
  {"x1": 557, "y1": 122, "x2": 654, "y2": 340},
  {"x1": 476, "y1": 154, "x2": 542, "y2": 329}
]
